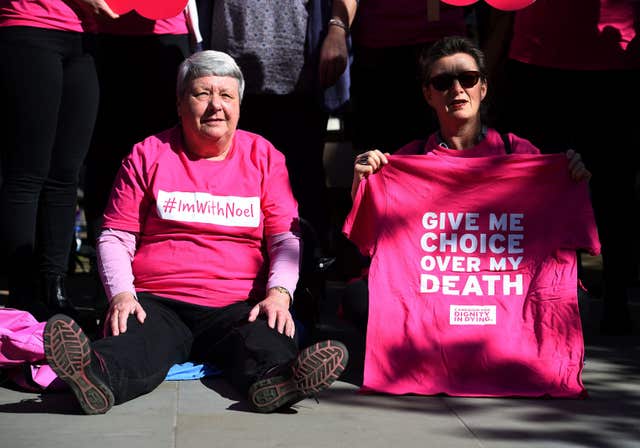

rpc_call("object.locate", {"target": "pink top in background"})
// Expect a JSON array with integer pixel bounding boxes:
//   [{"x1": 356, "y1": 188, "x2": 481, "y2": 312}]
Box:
[
  {"x1": 396, "y1": 128, "x2": 540, "y2": 156},
  {"x1": 96, "y1": 10, "x2": 188, "y2": 35},
  {"x1": 0, "y1": 0, "x2": 87, "y2": 32},
  {"x1": 351, "y1": 0, "x2": 466, "y2": 48},
  {"x1": 103, "y1": 127, "x2": 299, "y2": 308},
  {"x1": 344, "y1": 153, "x2": 600, "y2": 397},
  {"x1": 509, "y1": 0, "x2": 640, "y2": 70}
]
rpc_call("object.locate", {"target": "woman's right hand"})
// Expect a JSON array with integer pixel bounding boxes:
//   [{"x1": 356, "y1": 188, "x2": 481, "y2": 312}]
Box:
[
  {"x1": 351, "y1": 149, "x2": 390, "y2": 200},
  {"x1": 105, "y1": 291, "x2": 147, "y2": 336}
]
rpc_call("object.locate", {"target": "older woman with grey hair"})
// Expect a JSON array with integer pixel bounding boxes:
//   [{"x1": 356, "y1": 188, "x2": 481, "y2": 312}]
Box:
[{"x1": 41, "y1": 50, "x2": 348, "y2": 415}]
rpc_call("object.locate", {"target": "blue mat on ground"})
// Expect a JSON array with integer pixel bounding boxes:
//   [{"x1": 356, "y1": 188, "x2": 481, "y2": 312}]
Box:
[{"x1": 165, "y1": 362, "x2": 221, "y2": 381}]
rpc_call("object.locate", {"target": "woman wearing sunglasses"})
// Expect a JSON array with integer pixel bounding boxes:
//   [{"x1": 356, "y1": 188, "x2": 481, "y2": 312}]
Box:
[
  {"x1": 342, "y1": 35, "x2": 592, "y2": 343},
  {"x1": 351, "y1": 35, "x2": 590, "y2": 200}
]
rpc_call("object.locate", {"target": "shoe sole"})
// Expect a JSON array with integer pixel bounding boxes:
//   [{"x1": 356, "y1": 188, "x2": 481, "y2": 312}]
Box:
[
  {"x1": 249, "y1": 340, "x2": 348, "y2": 413},
  {"x1": 43, "y1": 314, "x2": 114, "y2": 415}
]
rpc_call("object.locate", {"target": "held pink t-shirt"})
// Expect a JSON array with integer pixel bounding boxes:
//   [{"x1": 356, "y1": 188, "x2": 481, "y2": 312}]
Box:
[
  {"x1": 0, "y1": 0, "x2": 87, "y2": 32},
  {"x1": 103, "y1": 127, "x2": 299, "y2": 308},
  {"x1": 344, "y1": 153, "x2": 600, "y2": 397},
  {"x1": 508, "y1": 0, "x2": 639, "y2": 70}
]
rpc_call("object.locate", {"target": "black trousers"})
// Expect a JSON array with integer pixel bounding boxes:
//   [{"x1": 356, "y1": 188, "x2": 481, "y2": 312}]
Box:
[
  {"x1": 0, "y1": 26, "x2": 99, "y2": 305},
  {"x1": 92, "y1": 293, "x2": 298, "y2": 405}
]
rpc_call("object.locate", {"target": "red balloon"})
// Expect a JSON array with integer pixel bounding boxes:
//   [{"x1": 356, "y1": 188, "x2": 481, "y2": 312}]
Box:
[
  {"x1": 440, "y1": 0, "x2": 479, "y2": 5},
  {"x1": 485, "y1": 0, "x2": 536, "y2": 11},
  {"x1": 106, "y1": 0, "x2": 188, "y2": 20}
]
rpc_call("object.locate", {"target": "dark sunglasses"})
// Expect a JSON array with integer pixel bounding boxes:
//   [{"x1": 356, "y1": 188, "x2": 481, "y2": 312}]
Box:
[{"x1": 427, "y1": 70, "x2": 482, "y2": 91}]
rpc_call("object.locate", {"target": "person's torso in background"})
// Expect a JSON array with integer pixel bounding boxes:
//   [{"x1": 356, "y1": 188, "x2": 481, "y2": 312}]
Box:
[
  {"x1": 509, "y1": 0, "x2": 639, "y2": 70},
  {"x1": 351, "y1": 0, "x2": 466, "y2": 48},
  {"x1": 0, "y1": 0, "x2": 87, "y2": 32},
  {"x1": 210, "y1": 0, "x2": 309, "y2": 95}
]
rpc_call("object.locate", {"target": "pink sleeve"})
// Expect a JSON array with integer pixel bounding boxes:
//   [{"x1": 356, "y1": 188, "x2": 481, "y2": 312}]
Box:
[
  {"x1": 102, "y1": 144, "x2": 152, "y2": 233},
  {"x1": 261, "y1": 146, "x2": 300, "y2": 236},
  {"x1": 96, "y1": 228, "x2": 138, "y2": 301},
  {"x1": 343, "y1": 176, "x2": 379, "y2": 257},
  {"x1": 266, "y1": 231, "x2": 301, "y2": 298}
]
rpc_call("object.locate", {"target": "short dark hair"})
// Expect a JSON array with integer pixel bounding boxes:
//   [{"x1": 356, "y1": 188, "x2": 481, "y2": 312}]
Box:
[{"x1": 419, "y1": 36, "x2": 488, "y2": 85}]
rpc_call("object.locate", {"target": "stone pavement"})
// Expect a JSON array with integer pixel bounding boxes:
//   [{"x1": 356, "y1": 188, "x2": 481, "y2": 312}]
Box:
[
  {"x1": 1, "y1": 268, "x2": 639, "y2": 448},
  {"x1": 0, "y1": 330, "x2": 638, "y2": 448}
]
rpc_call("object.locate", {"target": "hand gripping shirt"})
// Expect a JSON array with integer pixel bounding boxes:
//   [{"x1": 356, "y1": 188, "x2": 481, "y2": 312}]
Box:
[
  {"x1": 103, "y1": 126, "x2": 299, "y2": 308},
  {"x1": 344, "y1": 153, "x2": 600, "y2": 397}
]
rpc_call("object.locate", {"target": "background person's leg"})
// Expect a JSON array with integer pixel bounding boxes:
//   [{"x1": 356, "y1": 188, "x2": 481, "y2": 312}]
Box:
[
  {"x1": 0, "y1": 27, "x2": 66, "y2": 319},
  {"x1": 38, "y1": 40, "x2": 99, "y2": 311}
]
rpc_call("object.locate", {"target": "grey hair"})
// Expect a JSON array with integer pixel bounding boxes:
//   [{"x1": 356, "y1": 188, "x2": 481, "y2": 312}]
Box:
[{"x1": 176, "y1": 50, "x2": 245, "y2": 101}]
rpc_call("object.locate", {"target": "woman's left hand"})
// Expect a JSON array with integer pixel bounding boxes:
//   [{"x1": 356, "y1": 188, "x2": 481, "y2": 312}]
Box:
[
  {"x1": 248, "y1": 293, "x2": 295, "y2": 338},
  {"x1": 566, "y1": 149, "x2": 592, "y2": 182}
]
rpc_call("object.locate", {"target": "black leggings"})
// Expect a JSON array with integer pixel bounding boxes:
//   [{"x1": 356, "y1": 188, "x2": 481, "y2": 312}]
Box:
[
  {"x1": 93, "y1": 294, "x2": 299, "y2": 404},
  {"x1": 0, "y1": 26, "x2": 99, "y2": 304}
]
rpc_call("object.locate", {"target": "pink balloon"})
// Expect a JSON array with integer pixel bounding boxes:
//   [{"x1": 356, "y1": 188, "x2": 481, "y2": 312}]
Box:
[
  {"x1": 485, "y1": 0, "x2": 536, "y2": 11},
  {"x1": 440, "y1": 0, "x2": 479, "y2": 5},
  {"x1": 106, "y1": 0, "x2": 188, "y2": 20}
]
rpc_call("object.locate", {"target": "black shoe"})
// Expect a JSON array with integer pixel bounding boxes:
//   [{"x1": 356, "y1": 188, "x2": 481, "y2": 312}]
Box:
[
  {"x1": 41, "y1": 273, "x2": 73, "y2": 313},
  {"x1": 43, "y1": 314, "x2": 114, "y2": 415},
  {"x1": 248, "y1": 340, "x2": 348, "y2": 413}
]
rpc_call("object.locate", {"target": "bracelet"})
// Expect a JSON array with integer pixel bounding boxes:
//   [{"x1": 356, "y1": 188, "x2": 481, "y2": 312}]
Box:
[
  {"x1": 269, "y1": 286, "x2": 293, "y2": 305},
  {"x1": 328, "y1": 17, "x2": 349, "y2": 33}
]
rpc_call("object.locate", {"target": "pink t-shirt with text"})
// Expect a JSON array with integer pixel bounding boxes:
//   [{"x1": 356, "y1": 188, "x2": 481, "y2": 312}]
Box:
[
  {"x1": 103, "y1": 127, "x2": 299, "y2": 308},
  {"x1": 344, "y1": 153, "x2": 600, "y2": 397}
]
